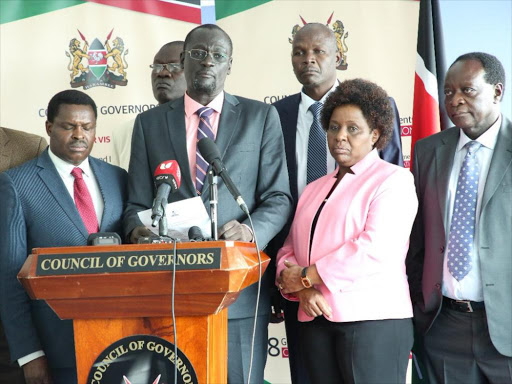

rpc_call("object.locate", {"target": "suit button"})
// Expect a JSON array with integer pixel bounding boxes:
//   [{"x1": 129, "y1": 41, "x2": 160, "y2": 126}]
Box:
[
  {"x1": 435, "y1": 283, "x2": 441, "y2": 289},
  {"x1": 440, "y1": 246, "x2": 445, "y2": 253}
]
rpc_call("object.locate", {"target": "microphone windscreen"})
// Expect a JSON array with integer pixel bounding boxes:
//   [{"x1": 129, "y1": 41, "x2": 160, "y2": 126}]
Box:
[
  {"x1": 154, "y1": 160, "x2": 181, "y2": 189},
  {"x1": 197, "y1": 138, "x2": 221, "y2": 164},
  {"x1": 188, "y1": 226, "x2": 204, "y2": 241}
]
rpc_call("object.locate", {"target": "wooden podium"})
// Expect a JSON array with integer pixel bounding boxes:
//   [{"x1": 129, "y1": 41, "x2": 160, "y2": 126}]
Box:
[{"x1": 18, "y1": 241, "x2": 269, "y2": 384}]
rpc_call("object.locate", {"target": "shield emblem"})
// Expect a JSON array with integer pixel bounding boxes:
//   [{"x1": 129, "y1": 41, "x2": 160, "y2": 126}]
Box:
[{"x1": 88, "y1": 38, "x2": 107, "y2": 79}]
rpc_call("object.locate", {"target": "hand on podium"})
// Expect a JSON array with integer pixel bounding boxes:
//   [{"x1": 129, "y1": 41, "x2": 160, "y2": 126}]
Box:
[
  {"x1": 129, "y1": 225, "x2": 153, "y2": 244},
  {"x1": 218, "y1": 220, "x2": 253, "y2": 242}
]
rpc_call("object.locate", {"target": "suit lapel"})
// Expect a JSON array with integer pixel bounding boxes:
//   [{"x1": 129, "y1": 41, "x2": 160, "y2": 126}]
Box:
[
  {"x1": 37, "y1": 151, "x2": 89, "y2": 239},
  {"x1": 90, "y1": 158, "x2": 111, "y2": 232},
  {"x1": 166, "y1": 99, "x2": 197, "y2": 197},
  {"x1": 435, "y1": 128, "x2": 459, "y2": 224},
  {"x1": 481, "y1": 118, "x2": 512, "y2": 211},
  {"x1": 0, "y1": 128, "x2": 12, "y2": 171},
  {"x1": 200, "y1": 93, "x2": 241, "y2": 204},
  {"x1": 280, "y1": 94, "x2": 300, "y2": 203}
]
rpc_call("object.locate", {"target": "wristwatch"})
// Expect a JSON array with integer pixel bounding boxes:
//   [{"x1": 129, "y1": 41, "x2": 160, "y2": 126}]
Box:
[{"x1": 301, "y1": 267, "x2": 313, "y2": 289}]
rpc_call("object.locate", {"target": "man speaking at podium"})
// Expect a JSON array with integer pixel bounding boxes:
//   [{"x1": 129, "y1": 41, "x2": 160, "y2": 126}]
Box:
[
  {"x1": 124, "y1": 24, "x2": 292, "y2": 383},
  {"x1": 0, "y1": 90, "x2": 127, "y2": 384}
]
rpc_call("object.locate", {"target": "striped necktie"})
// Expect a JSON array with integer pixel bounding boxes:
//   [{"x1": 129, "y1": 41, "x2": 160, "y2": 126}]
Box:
[
  {"x1": 195, "y1": 107, "x2": 215, "y2": 194},
  {"x1": 71, "y1": 167, "x2": 99, "y2": 234},
  {"x1": 307, "y1": 102, "x2": 327, "y2": 184}
]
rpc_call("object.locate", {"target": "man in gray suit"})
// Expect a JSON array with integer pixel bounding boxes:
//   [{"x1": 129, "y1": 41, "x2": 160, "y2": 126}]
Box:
[
  {"x1": 0, "y1": 128, "x2": 47, "y2": 384},
  {"x1": 0, "y1": 90, "x2": 127, "y2": 384},
  {"x1": 123, "y1": 24, "x2": 292, "y2": 383},
  {"x1": 407, "y1": 52, "x2": 512, "y2": 383}
]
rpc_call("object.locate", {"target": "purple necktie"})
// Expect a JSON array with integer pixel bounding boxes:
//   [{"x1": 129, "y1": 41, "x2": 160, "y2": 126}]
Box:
[{"x1": 195, "y1": 107, "x2": 215, "y2": 194}]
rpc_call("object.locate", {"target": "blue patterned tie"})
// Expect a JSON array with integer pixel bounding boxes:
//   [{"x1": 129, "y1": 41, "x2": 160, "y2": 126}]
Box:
[
  {"x1": 195, "y1": 107, "x2": 215, "y2": 195},
  {"x1": 307, "y1": 102, "x2": 327, "y2": 184},
  {"x1": 447, "y1": 141, "x2": 481, "y2": 281}
]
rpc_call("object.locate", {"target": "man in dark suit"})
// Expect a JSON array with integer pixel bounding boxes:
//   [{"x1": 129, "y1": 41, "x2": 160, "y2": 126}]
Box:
[
  {"x1": 123, "y1": 24, "x2": 292, "y2": 383},
  {"x1": 112, "y1": 41, "x2": 187, "y2": 170},
  {"x1": 0, "y1": 128, "x2": 47, "y2": 384},
  {"x1": 270, "y1": 23, "x2": 405, "y2": 384},
  {"x1": 0, "y1": 90, "x2": 127, "y2": 384},
  {"x1": 407, "y1": 52, "x2": 512, "y2": 383}
]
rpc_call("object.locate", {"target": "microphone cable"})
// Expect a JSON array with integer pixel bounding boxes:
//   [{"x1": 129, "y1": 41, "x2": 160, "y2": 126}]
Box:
[
  {"x1": 172, "y1": 238, "x2": 178, "y2": 384},
  {"x1": 245, "y1": 212, "x2": 262, "y2": 384}
]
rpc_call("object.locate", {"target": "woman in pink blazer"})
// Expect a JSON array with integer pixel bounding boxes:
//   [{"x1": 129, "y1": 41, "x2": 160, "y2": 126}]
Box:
[{"x1": 276, "y1": 79, "x2": 418, "y2": 383}]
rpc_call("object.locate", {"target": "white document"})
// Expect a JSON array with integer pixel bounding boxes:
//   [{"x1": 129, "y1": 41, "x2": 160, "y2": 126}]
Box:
[{"x1": 137, "y1": 196, "x2": 212, "y2": 240}]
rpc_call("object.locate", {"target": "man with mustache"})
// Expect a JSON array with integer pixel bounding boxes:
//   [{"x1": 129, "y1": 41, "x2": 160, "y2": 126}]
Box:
[
  {"x1": 112, "y1": 41, "x2": 187, "y2": 170},
  {"x1": 269, "y1": 22, "x2": 405, "y2": 384},
  {"x1": 407, "y1": 52, "x2": 512, "y2": 383},
  {"x1": 0, "y1": 90, "x2": 127, "y2": 384},
  {"x1": 124, "y1": 24, "x2": 292, "y2": 383}
]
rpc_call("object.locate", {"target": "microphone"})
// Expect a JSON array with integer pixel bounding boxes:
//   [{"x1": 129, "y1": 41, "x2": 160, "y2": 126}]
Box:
[
  {"x1": 188, "y1": 226, "x2": 204, "y2": 242},
  {"x1": 197, "y1": 138, "x2": 249, "y2": 214},
  {"x1": 151, "y1": 160, "x2": 181, "y2": 227}
]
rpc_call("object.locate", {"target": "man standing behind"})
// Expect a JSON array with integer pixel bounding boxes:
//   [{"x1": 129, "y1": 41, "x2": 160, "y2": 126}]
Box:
[
  {"x1": 111, "y1": 41, "x2": 187, "y2": 170},
  {"x1": 271, "y1": 22, "x2": 405, "y2": 384},
  {"x1": 123, "y1": 24, "x2": 292, "y2": 383},
  {"x1": 0, "y1": 128, "x2": 47, "y2": 383},
  {"x1": 407, "y1": 52, "x2": 511, "y2": 383},
  {"x1": 0, "y1": 90, "x2": 127, "y2": 384}
]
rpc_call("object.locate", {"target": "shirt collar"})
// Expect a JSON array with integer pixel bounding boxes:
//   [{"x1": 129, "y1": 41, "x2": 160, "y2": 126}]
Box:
[
  {"x1": 300, "y1": 80, "x2": 340, "y2": 111},
  {"x1": 350, "y1": 148, "x2": 380, "y2": 174},
  {"x1": 184, "y1": 91, "x2": 225, "y2": 118},
  {"x1": 456, "y1": 114, "x2": 502, "y2": 152},
  {"x1": 48, "y1": 147, "x2": 92, "y2": 177}
]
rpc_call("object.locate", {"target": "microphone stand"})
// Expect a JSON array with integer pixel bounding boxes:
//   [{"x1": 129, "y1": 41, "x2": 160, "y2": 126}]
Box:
[
  {"x1": 158, "y1": 207, "x2": 168, "y2": 237},
  {"x1": 208, "y1": 170, "x2": 219, "y2": 240}
]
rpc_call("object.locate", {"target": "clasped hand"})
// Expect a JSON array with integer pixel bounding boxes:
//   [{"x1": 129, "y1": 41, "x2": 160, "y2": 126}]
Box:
[{"x1": 278, "y1": 260, "x2": 332, "y2": 318}]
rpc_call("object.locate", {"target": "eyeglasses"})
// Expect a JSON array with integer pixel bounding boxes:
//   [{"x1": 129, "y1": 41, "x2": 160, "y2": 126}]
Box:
[
  {"x1": 185, "y1": 49, "x2": 230, "y2": 63},
  {"x1": 150, "y1": 63, "x2": 182, "y2": 73}
]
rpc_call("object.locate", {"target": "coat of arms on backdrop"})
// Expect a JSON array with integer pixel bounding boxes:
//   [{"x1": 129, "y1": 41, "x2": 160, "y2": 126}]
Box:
[
  {"x1": 289, "y1": 12, "x2": 349, "y2": 70},
  {"x1": 65, "y1": 28, "x2": 129, "y2": 89}
]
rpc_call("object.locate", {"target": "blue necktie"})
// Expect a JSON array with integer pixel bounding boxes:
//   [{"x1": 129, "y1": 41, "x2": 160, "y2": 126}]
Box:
[
  {"x1": 195, "y1": 107, "x2": 215, "y2": 195},
  {"x1": 307, "y1": 102, "x2": 327, "y2": 184},
  {"x1": 447, "y1": 141, "x2": 481, "y2": 281}
]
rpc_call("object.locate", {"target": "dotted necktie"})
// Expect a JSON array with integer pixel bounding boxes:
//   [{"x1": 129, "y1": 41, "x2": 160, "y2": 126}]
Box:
[
  {"x1": 71, "y1": 167, "x2": 99, "y2": 235},
  {"x1": 307, "y1": 102, "x2": 327, "y2": 184},
  {"x1": 195, "y1": 107, "x2": 215, "y2": 195},
  {"x1": 447, "y1": 141, "x2": 481, "y2": 281}
]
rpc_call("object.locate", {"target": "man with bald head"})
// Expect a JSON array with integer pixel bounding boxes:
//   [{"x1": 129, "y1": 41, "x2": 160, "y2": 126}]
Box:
[
  {"x1": 124, "y1": 24, "x2": 291, "y2": 383},
  {"x1": 112, "y1": 41, "x2": 186, "y2": 170},
  {"x1": 270, "y1": 22, "x2": 404, "y2": 384}
]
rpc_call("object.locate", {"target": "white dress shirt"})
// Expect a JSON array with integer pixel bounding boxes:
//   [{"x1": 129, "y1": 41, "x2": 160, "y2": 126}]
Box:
[
  {"x1": 442, "y1": 115, "x2": 502, "y2": 301},
  {"x1": 19, "y1": 149, "x2": 104, "y2": 367},
  {"x1": 296, "y1": 82, "x2": 339, "y2": 197}
]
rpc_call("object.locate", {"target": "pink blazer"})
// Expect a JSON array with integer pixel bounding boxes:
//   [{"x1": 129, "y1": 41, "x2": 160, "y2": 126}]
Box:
[{"x1": 276, "y1": 150, "x2": 418, "y2": 322}]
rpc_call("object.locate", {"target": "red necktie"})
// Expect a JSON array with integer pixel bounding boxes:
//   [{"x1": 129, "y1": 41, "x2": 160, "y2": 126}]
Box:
[{"x1": 71, "y1": 167, "x2": 99, "y2": 234}]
